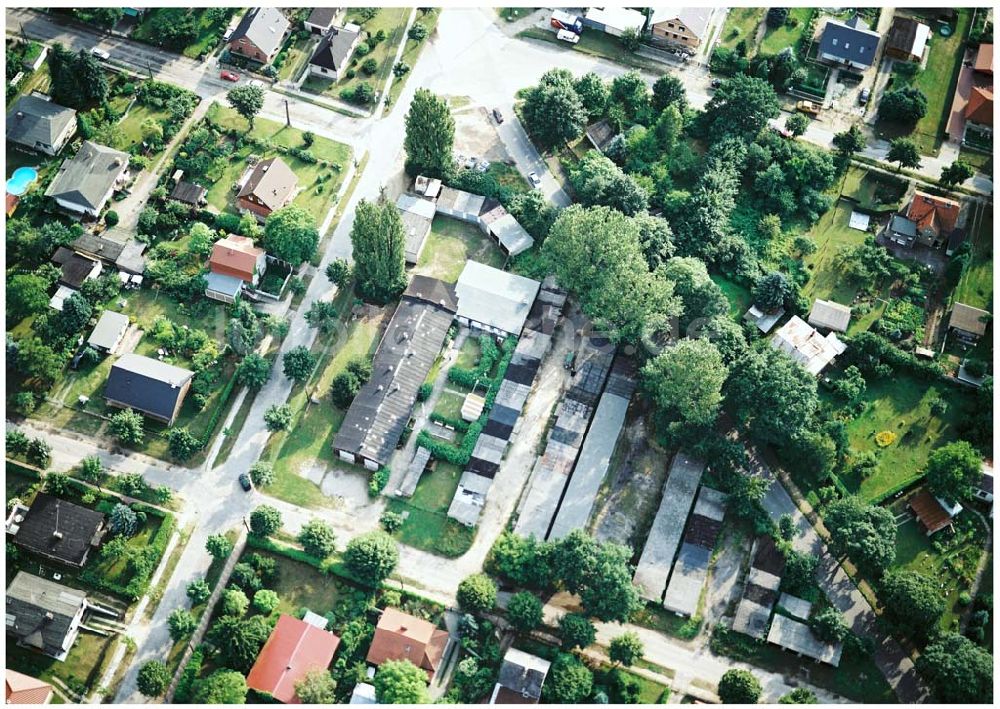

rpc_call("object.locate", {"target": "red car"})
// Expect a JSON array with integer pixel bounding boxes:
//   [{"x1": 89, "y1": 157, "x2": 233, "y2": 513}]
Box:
[{"x1": 220, "y1": 70, "x2": 240, "y2": 82}]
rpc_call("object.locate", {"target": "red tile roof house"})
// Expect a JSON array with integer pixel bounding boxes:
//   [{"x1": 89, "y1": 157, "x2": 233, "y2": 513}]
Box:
[
  {"x1": 6, "y1": 670, "x2": 54, "y2": 704},
  {"x1": 946, "y1": 43, "x2": 993, "y2": 144},
  {"x1": 227, "y1": 7, "x2": 291, "y2": 64},
  {"x1": 365, "y1": 607, "x2": 450, "y2": 680},
  {"x1": 237, "y1": 157, "x2": 298, "y2": 223},
  {"x1": 905, "y1": 191, "x2": 961, "y2": 249},
  {"x1": 206, "y1": 234, "x2": 268, "y2": 303},
  {"x1": 246, "y1": 614, "x2": 341, "y2": 703}
]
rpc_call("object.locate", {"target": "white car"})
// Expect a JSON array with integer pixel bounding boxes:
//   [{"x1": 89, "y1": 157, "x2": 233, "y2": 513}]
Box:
[
  {"x1": 90, "y1": 47, "x2": 110, "y2": 61},
  {"x1": 528, "y1": 172, "x2": 542, "y2": 189},
  {"x1": 248, "y1": 79, "x2": 265, "y2": 89},
  {"x1": 465, "y1": 156, "x2": 478, "y2": 169},
  {"x1": 476, "y1": 159, "x2": 491, "y2": 173},
  {"x1": 556, "y1": 29, "x2": 580, "y2": 44}
]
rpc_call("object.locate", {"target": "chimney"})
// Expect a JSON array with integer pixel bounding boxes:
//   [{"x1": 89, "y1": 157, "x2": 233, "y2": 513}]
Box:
[{"x1": 52, "y1": 530, "x2": 64, "y2": 541}]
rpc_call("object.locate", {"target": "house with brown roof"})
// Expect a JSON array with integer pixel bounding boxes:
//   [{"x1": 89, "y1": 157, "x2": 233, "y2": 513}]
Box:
[
  {"x1": 903, "y1": 191, "x2": 961, "y2": 249},
  {"x1": 947, "y1": 43, "x2": 993, "y2": 143},
  {"x1": 909, "y1": 489, "x2": 962, "y2": 535},
  {"x1": 884, "y1": 16, "x2": 931, "y2": 63},
  {"x1": 246, "y1": 614, "x2": 340, "y2": 703},
  {"x1": 210, "y1": 235, "x2": 267, "y2": 284},
  {"x1": 237, "y1": 157, "x2": 297, "y2": 222},
  {"x1": 948, "y1": 301, "x2": 990, "y2": 342},
  {"x1": 6, "y1": 670, "x2": 54, "y2": 704},
  {"x1": 648, "y1": 8, "x2": 711, "y2": 51},
  {"x1": 366, "y1": 608, "x2": 449, "y2": 680},
  {"x1": 227, "y1": 7, "x2": 291, "y2": 64}
]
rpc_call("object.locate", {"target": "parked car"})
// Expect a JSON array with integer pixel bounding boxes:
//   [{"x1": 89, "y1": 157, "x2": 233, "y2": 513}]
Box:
[
  {"x1": 90, "y1": 47, "x2": 110, "y2": 61},
  {"x1": 528, "y1": 172, "x2": 542, "y2": 189},
  {"x1": 248, "y1": 79, "x2": 265, "y2": 89},
  {"x1": 492, "y1": 108, "x2": 504, "y2": 124},
  {"x1": 238, "y1": 473, "x2": 253, "y2": 492},
  {"x1": 556, "y1": 29, "x2": 580, "y2": 44},
  {"x1": 220, "y1": 70, "x2": 241, "y2": 82},
  {"x1": 858, "y1": 87, "x2": 871, "y2": 105},
  {"x1": 465, "y1": 156, "x2": 478, "y2": 169},
  {"x1": 476, "y1": 159, "x2": 491, "y2": 173},
  {"x1": 710, "y1": 78, "x2": 723, "y2": 89},
  {"x1": 795, "y1": 100, "x2": 821, "y2": 116}
]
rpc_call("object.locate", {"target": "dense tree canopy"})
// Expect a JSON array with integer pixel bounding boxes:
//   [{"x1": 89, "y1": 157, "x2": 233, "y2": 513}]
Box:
[
  {"x1": 263, "y1": 206, "x2": 319, "y2": 265},
  {"x1": 924, "y1": 440, "x2": 981, "y2": 505},
  {"x1": 879, "y1": 569, "x2": 945, "y2": 635},
  {"x1": 227, "y1": 84, "x2": 265, "y2": 128},
  {"x1": 374, "y1": 659, "x2": 430, "y2": 704},
  {"x1": 558, "y1": 612, "x2": 596, "y2": 650},
  {"x1": 569, "y1": 150, "x2": 649, "y2": 216},
  {"x1": 609, "y1": 631, "x2": 644, "y2": 667},
  {"x1": 521, "y1": 69, "x2": 588, "y2": 149},
  {"x1": 824, "y1": 496, "x2": 896, "y2": 576},
  {"x1": 879, "y1": 87, "x2": 928, "y2": 123},
  {"x1": 718, "y1": 668, "x2": 762, "y2": 704},
  {"x1": 916, "y1": 632, "x2": 993, "y2": 704},
  {"x1": 457, "y1": 573, "x2": 498, "y2": 614},
  {"x1": 404, "y1": 88, "x2": 455, "y2": 177},
  {"x1": 542, "y1": 653, "x2": 593, "y2": 704},
  {"x1": 191, "y1": 669, "x2": 248, "y2": 704},
  {"x1": 506, "y1": 591, "x2": 543, "y2": 632},
  {"x1": 703, "y1": 74, "x2": 780, "y2": 141},
  {"x1": 642, "y1": 338, "x2": 728, "y2": 428},
  {"x1": 298, "y1": 519, "x2": 337, "y2": 558},
  {"x1": 344, "y1": 530, "x2": 399, "y2": 586},
  {"x1": 350, "y1": 199, "x2": 408, "y2": 304}
]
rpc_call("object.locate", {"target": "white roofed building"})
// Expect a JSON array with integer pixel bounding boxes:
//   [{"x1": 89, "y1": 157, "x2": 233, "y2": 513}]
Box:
[
  {"x1": 771, "y1": 316, "x2": 846, "y2": 375},
  {"x1": 455, "y1": 261, "x2": 540, "y2": 336}
]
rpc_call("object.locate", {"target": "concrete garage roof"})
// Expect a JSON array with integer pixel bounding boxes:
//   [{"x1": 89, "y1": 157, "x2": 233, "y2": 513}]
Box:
[
  {"x1": 662, "y1": 543, "x2": 711, "y2": 616},
  {"x1": 333, "y1": 277, "x2": 457, "y2": 467},
  {"x1": 455, "y1": 261, "x2": 540, "y2": 336},
  {"x1": 778, "y1": 593, "x2": 813, "y2": 620},
  {"x1": 733, "y1": 598, "x2": 774, "y2": 640},
  {"x1": 396, "y1": 193, "x2": 436, "y2": 264},
  {"x1": 548, "y1": 368, "x2": 634, "y2": 540},
  {"x1": 768, "y1": 614, "x2": 844, "y2": 666},
  {"x1": 633, "y1": 452, "x2": 705, "y2": 602}
]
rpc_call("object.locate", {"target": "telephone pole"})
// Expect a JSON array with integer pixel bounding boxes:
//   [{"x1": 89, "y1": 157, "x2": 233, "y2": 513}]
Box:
[{"x1": 284, "y1": 99, "x2": 291, "y2": 127}]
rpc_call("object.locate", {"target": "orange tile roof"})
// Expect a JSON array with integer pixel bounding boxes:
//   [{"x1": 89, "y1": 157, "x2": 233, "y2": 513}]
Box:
[
  {"x1": 974, "y1": 43, "x2": 993, "y2": 74},
  {"x1": 365, "y1": 607, "x2": 449, "y2": 679},
  {"x1": 209, "y1": 234, "x2": 265, "y2": 282},
  {"x1": 6, "y1": 193, "x2": 19, "y2": 216},
  {"x1": 906, "y1": 191, "x2": 961, "y2": 237},
  {"x1": 6, "y1": 670, "x2": 54, "y2": 704},
  {"x1": 246, "y1": 615, "x2": 340, "y2": 703},
  {"x1": 965, "y1": 86, "x2": 994, "y2": 126}
]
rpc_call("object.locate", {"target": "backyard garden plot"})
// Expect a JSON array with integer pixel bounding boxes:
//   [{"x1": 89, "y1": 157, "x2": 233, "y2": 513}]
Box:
[
  {"x1": 385, "y1": 461, "x2": 476, "y2": 558},
  {"x1": 203, "y1": 103, "x2": 352, "y2": 223},
  {"x1": 954, "y1": 204, "x2": 993, "y2": 312},
  {"x1": 301, "y1": 7, "x2": 410, "y2": 108},
  {"x1": 385, "y1": 9, "x2": 439, "y2": 109},
  {"x1": 760, "y1": 7, "x2": 816, "y2": 56},
  {"x1": 839, "y1": 166, "x2": 909, "y2": 213},
  {"x1": 801, "y1": 199, "x2": 874, "y2": 305},
  {"x1": 822, "y1": 373, "x2": 971, "y2": 502},
  {"x1": 718, "y1": 8, "x2": 764, "y2": 50},
  {"x1": 890, "y1": 497, "x2": 989, "y2": 632},
  {"x1": 878, "y1": 9, "x2": 972, "y2": 155}
]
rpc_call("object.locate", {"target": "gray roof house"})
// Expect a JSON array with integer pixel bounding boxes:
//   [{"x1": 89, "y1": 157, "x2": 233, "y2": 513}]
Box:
[
  {"x1": 395, "y1": 193, "x2": 436, "y2": 264},
  {"x1": 228, "y1": 7, "x2": 291, "y2": 63},
  {"x1": 817, "y1": 16, "x2": 881, "y2": 70},
  {"x1": 490, "y1": 648, "x2": 551, "y2": 704},
  {"x1": 6, "y1": 572, "x2": 88, "y2": 661},
  {"x1": 87, "y1": 310, "x2": 130, "y2": 353},
  {"x1": 71, "y1": 233, "x2": 147, "y2": 275},
  {"x1": 104, "y1": 353, "x2": 194, "y2": 425},
  {"x1": 308, "y1": 24, "x2": 361, "y2": 82},
  {"x1": 6, "y1": 95, "x2": 77, "y2": 156},
  {"x1": 455, "y1": 261, "x2": 541, "y2": 336},
  {"x1": 333, "y1": 277, "x2": 458, "y2": 470},
  {"x1": 45, "y1": 141, "x2": 129, "y2": 217},
  {"x1": 304, "y1": 8, "x2": 339, "y2": 35},
  {"x1": 5, "y1": 493, "x2": 107, "y2": 568}
]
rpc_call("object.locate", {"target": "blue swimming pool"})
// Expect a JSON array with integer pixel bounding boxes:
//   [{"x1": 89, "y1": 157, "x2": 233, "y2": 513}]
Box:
[{"x1": 6, "y1": 166, "x2": 38, "y2": 196}]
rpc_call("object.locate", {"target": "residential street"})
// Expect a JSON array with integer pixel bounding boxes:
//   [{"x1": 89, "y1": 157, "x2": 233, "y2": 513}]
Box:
[{"x1": 5, "y1": 6, "x2": 986, "y2": 704}]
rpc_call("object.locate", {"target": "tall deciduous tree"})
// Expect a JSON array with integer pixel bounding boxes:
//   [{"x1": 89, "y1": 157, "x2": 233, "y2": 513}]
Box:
[
  {"x1": 879, "y1": 87, "x2": 928, "y2": 123},
  {"x1": 568, "y1": 150, "x2": 649, "y2": 216},
  {"x1": 404, "y1": 88, "x2": 454, "y2": 177},
  {"x1": 832, "y1": 124, "x2": 866, "y2": 157},
  {"x1": 263, "y1": 206, "x2": 319, "y2": 265},
  {"x1": 574, "y1": 72, "x2": 609, "y2": 120},
  {"x1": 880, "y1": 569, "x2": 945, "y2": 636},
  {"x1": 662, "y1": 256, "x2": 728, "y2": 330},
  {"x1": 344, "y1": 530, "x2": 399, "y2": 586},
  {"x1": 521, "y1": 69, "x2": 588, "y2": 149},
  {"x1": 542, "y1": 653, "x2": 593, "y2": 704},
  {"x1": 824, "y1": 496, "x2": 896, "y2": 576},
  {"x1": 295, "y1": 669, "x2": 337, "y2": 704},
  {"x1": 887, "y1": 137, "x2": 921, "y2": 171},
  {"x1": 192, "y1": 669, "x2": 248, "y2": 704},
  {"x1": 718, "y1": 668, "x2": 762, "y2": 704},
  {"x1": 726, "y1": 346, "x2": 818, "y2": 445},
  {"x1": 924, "y1": 440, "x2": 981, "y2": 504},
  {"x1": 703, "y1": 74, "x2": 780, "y2": 141},
  {"x1": 350, "y1": 199, "x2": 407, "y2": 304},
  {"x1": 137, "y1": 660, "x2": 171, "y2": 697},
  {"x1": 916, "y1": 632, "x2": 993, "y2": 704},
  {"x1": 374, "y1": 659, "x2": 429, "y2": 704},
  {"x1": 651, "y1": 74, "x2": 688, "y2": 114},
  {"x1": 642, "y1": 339, "x2": 728, "y2": 427},
  {"x1": 227, "y1": 84, "x2": 265, "y2": 128},
  {"x1": 940, "y1": 160, "x2": 974, "y2": 187}
]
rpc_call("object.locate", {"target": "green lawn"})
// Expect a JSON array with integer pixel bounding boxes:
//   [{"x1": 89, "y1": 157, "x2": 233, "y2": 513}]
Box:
[
  {"x1": 455, "y1": 336, "x2": 481, "y2": 369},
  {"x1": 759, "y1": 7, "x2": 815, "y2": 56},
  {"x1": 277, "y1": 35, "x2": 314, "y2": 82},
  {"x1": 385, "y1": 461, "x2": 475, "y2": 557},
  {"x1": 433, "y1": 390, "x2": 466, "y2": 421},
  {"x1": 415, "y1": 215, "x2": 506, "y2": 282},
  {"x1": 386, "y1": 9, "x2": 439, "y2": 111},
  {"x1": 826, "y1": 373, "x2": 970, "y2": 501},
  {"x1": 879, "y1": 10, "x2": 972, "y2": 154},
  {"x1": 839, "y1": 165, "x2": 908, "y2": 212},
  {"x1": 954, "y1": 206, "x2": 993, "y2": 311},
  {"x1": 264, "y1": 307, "x2": 385, "y2": 509},
  {"x1": 958, "y1": 146, "x2": 992, "y2": 174},
  {"x1": 7, "y1": 632, "x2": 118, "y2": 700},
  {"x1": 117, "y1": 103, "x2": 172, "y2": 152},
  {"x1": 801, "y1": 199, "x2": 870, "y2": 304},
  {"x1": 892, "y1": 501, "x2": 988, "y2": 632},
  {"x1": 238, "y1": 548, "x2": 345, "y2": 616},
  {"x1": 710, "y1": 273, "x2": 752, "y2": 318},
  {"x1": 718, "y1": 7, "x2": 763, "y2": 50},
  {"x1": 205, "y1": 103, "x2": 352, "y2": 223},
  {"x1": 302, "y1": 8, "x2": 410, "y2": 107}
]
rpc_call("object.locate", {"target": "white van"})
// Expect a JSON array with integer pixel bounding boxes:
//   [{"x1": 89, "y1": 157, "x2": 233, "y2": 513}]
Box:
[{"x1": 556, "y1": 29, "x2": 580, "y2": 44}]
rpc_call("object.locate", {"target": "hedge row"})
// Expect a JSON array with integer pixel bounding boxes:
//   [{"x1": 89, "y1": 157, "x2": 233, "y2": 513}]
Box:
[
  {"x1": 198, "y1": 373, "x2": 238, "y2": 450},
  {"x1": 428, "y1": 411, "x2": 471, "y2": 432},
  {"x1": 447, "y1": 334, "x2": 501, "y2": 388},
  {"x1": 173, "y1": 646, "x2": 205, "y2": 703}
]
